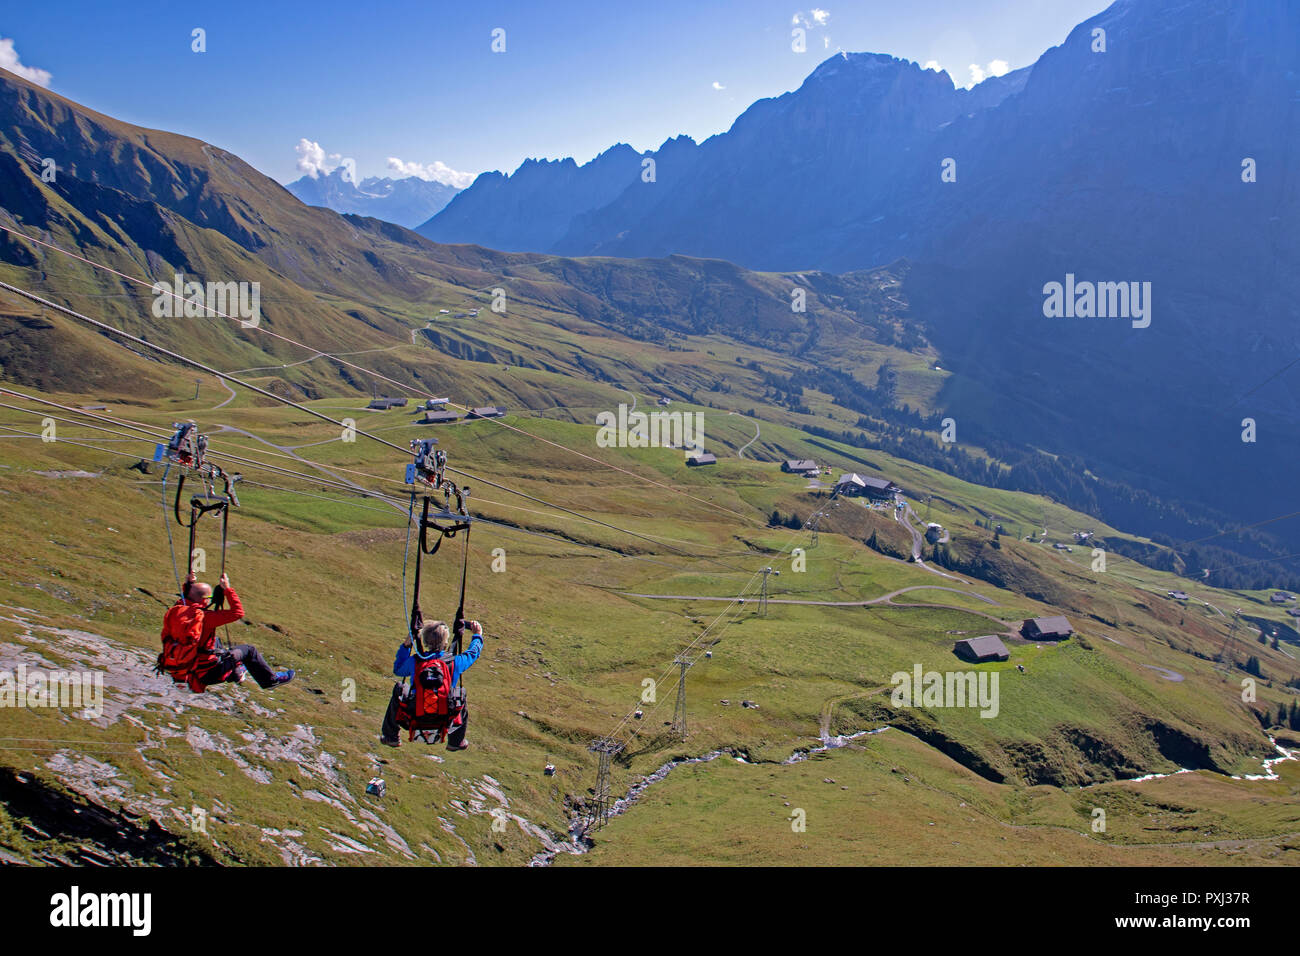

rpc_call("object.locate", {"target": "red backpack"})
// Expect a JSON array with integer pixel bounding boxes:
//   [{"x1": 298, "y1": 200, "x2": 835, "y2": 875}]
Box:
[
  {"x1": 157, "y1": 601, "x2": 222, "y2": 693},
  {"x1": 414, "y1": 656, "x2": 453, "y2": 717},
  {"x1": 397, "y1": 655, "x2": 456, "y2": 741}
]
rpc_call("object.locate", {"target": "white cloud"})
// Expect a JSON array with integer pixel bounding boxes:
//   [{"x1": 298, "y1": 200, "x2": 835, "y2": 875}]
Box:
[
  {"x1": 922, "y1": 60, "x2": 943, "y2": 73},
  {"x1": 295, "y1": 139, "x2": 345, "y2": 178},
  {"x1": 0, "y1": 36, "x2": 52, "y2": 87},
  {"x1": 295, "y1": 142, "x2": 472, "y2": 187},
  {"x1": 712, "y1": 80, "x2": 725, "y2": 90},
  {"x1": 792, "y1": 8, "x2": 830, "y2": 29},
  {"x1": 386, "y1": 157, "x2": 474, "y2": 189},
  {"x1": 965, "y1": 59, "x2": 1012, "y2": 88}
]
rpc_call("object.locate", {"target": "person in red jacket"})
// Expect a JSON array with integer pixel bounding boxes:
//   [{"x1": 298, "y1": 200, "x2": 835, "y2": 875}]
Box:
[{"x1": 158, "y1": 572, "x2": 294, "y2": 692}]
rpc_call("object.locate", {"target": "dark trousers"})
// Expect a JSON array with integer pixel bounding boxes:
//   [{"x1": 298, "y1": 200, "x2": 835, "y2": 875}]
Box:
[
  {"x1": 206, "y1": 644, "x2": 277, "y2": 689},
  {"x1": 381, "y1": 684, "x2": 405, "y2": 740},
  {"x1": 381, "y1": 683, "x2": 468, "y2": 746}
]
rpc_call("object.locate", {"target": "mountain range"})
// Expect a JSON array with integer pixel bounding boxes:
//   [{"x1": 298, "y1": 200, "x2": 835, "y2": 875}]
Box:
[
  {"x1": 421, "y1": 1, "x2": 1297, "y2": 277},
  {"x1": 286, "y1": 167, "x2": 461, "y2": 228},
  {"x1": 417, "y1": 59, "x2": 1030, "y2": 264},
  {"x1": 421, "y1": 0, "x2": 1300, "y2": 545}
]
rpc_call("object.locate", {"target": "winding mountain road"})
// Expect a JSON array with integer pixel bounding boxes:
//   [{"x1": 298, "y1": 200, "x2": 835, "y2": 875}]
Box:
[
  {"x1": 211, "y1": 380, "x2": 237, "y2": 411},
  {"x1": 618, "y1": 584, "x2": 1010, "y2": 627},
  {"x1": 895, "y1": 500, "x2": 969, "y2": 583}
]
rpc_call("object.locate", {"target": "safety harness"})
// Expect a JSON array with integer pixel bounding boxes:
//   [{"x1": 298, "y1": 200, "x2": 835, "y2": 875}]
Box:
[
  {"x1": 395, "y1": 439, "x2": 473, "y2": 743},
  {"x1": 153, "y1": 422, "x2": 242, "y2": 691}
]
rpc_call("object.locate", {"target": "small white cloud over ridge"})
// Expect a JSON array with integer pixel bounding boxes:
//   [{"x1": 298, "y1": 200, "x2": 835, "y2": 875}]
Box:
[
  {"x1": 967, "y1": 59, "x2": 1011, "y2": 88},
  {"x1": 295, "y1": 139, "x2": 346, "y2": 178},
  {"x1": 386, "y1": 158, "x2": 474, "y2": 189},
  {"x1": 0, "y1": 36, "x2": 52, "y2": 87}
]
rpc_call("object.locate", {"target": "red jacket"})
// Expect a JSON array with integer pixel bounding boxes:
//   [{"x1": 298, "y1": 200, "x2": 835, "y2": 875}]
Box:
[
  {"x1": 159, "y1": 587, "x2": 244, "y2": 692},
  {"x1": 199, "y1": 587, "x2": 244, "y2": 644}
]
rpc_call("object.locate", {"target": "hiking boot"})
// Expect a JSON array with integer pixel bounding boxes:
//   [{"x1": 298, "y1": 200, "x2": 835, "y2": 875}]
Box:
[
  {"x1": 272, "y1": 669, "x2": 295, "y2": 686},
  {"x1": 446, "y1": 741, "x2": 469, "y2": 752},
  {"x1": 379, "y1": 735, "x2": 401, "y2": 748}
]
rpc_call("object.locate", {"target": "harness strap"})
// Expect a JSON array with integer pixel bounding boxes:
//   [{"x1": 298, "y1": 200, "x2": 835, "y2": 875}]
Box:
[
  {"x1": 187, "y1": 502, "x2": 199, "y2": 576},
  {"x1": 174, "y1": 473, "x2": 191, "y2": 527},
  {"x1": 409, "y1": 497, "x2": 429, "y2": 647},
  {"x1": 184, "y1": 497, "x2": 227, "y2": 576},
  {"x1": 219, "y1": 500, "x2": 229, "y2": 577},
  {"x1": 453, "y1": 520, "x2": 470, "y2": 657},
  {"x1": 407, "y1": 487, "x2": 472, "y2": 665}
]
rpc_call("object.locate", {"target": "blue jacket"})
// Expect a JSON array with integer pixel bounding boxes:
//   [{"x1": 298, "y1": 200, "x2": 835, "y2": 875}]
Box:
[{"x1": 393, "y1": 635, "x2": 482, "y2": 687}]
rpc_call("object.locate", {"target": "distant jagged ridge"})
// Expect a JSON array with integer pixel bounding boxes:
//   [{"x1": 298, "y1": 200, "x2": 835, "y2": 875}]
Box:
[{"x1": 286, "y1": 167, "x2": 461, "y2": 228}]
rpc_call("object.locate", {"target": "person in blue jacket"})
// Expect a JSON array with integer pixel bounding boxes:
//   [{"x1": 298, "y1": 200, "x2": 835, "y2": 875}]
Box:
[{"x1": 380, "y1": 619, "x2": 482, "y2": 749}]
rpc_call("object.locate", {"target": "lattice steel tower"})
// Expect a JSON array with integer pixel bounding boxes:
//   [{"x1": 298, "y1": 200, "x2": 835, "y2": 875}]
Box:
[
  {"x1": 672, "y1": 656, "x2": 691, "y2": 737},
  {"x1": 588, "y1": 738, "x2": 623, "y2": 828}
]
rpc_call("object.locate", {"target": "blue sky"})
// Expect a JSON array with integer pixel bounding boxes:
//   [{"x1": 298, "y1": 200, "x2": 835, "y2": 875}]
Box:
[{"x1": 2, "y1": 1, "x2": 1111, "y2": 185}]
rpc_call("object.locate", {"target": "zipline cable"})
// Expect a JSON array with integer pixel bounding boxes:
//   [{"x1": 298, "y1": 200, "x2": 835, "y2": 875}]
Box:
[
  {"x1": 12, "y1": 228, "x2": 1297, "y2": 571},
  {"x1": 0, "y1": 349, "x2": 751, "y2": 563},
  {"x1": 0, "y1": 396, "x2": 749, "y2": 575},
  {"x1": 0, "y1": 420, "x2": 707, "y2": 597},
  {"x1": 0, "y1": 417, "x2": 683, "y2": 573},
  {"x1": 0, "y1": 227, "x2": 754, "y2": 524},
  {"x1": 0, "y1": 280, "x2": 411, "y2": 457},
  {"x1": 0, "y1": 276, "x2": 843, "y2": 748}
]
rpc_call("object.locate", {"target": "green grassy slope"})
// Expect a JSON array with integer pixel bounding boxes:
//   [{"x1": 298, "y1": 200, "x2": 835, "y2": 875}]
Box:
[{"x1": 1, "y1": 378, "x2": 1296, "y2": 866}]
